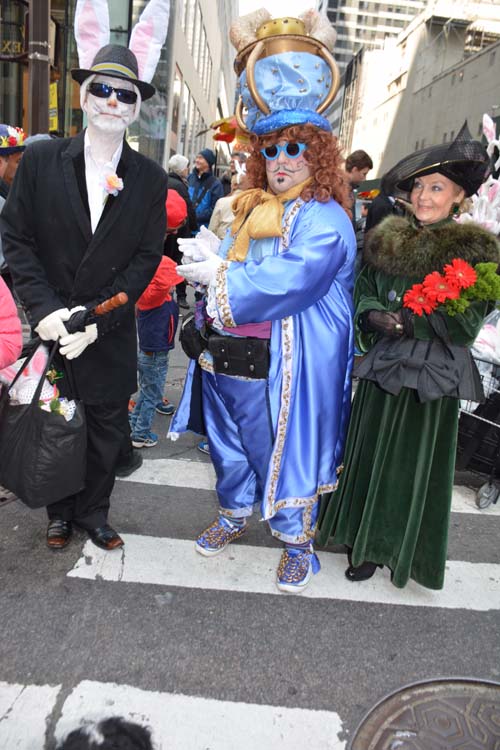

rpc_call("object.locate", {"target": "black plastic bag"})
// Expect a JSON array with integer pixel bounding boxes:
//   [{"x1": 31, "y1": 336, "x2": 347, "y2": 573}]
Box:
[
  {"x1": 179, "y1": 313, "x2": 208, "y2": 360},
  {"x1": 0, "y1": 342, "x2": 87, "y2": 508}
]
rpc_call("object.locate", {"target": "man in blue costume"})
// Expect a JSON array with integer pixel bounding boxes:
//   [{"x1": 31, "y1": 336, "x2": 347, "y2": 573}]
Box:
[{"x1": 170, "y1": 10, "x2": 355, "y2": 593}]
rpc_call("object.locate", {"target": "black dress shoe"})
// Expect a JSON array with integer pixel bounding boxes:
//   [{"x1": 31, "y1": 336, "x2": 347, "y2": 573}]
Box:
[
  {"x1": 87, "y1": 524, "x2": 124, "y2": 551},
  {"x1": 115, "y1": 449, "x2": 143, "y2": 478},
  {"x1": 345, "y1": 560, "x2": 382, "y2": 582},
  {"x1": 47, "y1": 519, "x2": 72, "y2": 550}
]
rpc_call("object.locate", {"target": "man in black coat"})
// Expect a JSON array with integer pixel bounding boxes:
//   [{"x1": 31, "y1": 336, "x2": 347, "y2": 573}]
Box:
[{"x1": 1, "y1": 45, "x2": 167, "y2": 552}]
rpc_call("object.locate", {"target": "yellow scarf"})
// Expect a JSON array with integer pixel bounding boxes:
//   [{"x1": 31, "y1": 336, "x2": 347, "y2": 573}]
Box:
[{"x1": 228, "y1": 178, "x2": 312, "y2": 261}]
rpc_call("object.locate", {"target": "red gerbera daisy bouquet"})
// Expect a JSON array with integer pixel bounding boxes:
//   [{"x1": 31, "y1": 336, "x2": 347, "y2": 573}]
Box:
[{"x1": 403, "y1": 259, "x2": 500, "y2": 316}]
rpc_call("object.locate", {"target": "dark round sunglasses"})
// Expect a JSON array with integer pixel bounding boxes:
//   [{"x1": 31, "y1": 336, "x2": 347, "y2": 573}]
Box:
[
  {"x1": 88, "y1": 81, "x2": 138, "y2": 105},
  {"x1": 260, "y1": 142, "x2": 307, "y2": 161}
]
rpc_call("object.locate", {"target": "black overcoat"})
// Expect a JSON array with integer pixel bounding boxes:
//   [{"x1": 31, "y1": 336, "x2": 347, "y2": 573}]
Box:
[{"x1": 0, "y1": 130, "x2": 167, "y2": 404}]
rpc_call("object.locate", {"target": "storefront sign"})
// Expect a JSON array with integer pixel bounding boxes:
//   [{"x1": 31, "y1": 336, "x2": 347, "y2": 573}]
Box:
[
  {"x1": 49, "y1": 82, "x2": 58, "y2": 132},
  {"x1": 0, "y1": 0, "x2": 28, "y2": 61}
]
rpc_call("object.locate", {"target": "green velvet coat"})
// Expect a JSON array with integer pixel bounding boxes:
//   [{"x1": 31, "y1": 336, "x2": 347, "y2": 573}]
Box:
[{"x1": 316, "y1": 216, "x2": 500, "y2": 589}]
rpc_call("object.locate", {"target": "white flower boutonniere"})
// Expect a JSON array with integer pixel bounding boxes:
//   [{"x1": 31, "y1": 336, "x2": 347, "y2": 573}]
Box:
[{"x1": 103, "y1": 172, "x2": 124, "y2": 197}]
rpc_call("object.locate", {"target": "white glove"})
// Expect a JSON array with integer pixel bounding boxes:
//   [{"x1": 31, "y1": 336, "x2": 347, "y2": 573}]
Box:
[
  {"x1": 59, "y1": 323, "x2": 98, "y2": 360},
  {"x1": 176, "y1": 248, "x2": 223, "y2": 286},
  {"x1": 35, "y1": 308, "x2": 71, "y2": 341},
  {"x1": 178, "y1": 226, "x2": 221, "y2": 264}
]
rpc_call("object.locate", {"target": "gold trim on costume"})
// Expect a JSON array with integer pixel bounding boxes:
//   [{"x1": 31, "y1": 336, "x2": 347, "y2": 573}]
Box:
[
  {"x1": 198, "y1": 351, "x2": 214, "y2": 373},
  {"x1": 215, "y1": 261, "x2": 235, "y2": 327}
]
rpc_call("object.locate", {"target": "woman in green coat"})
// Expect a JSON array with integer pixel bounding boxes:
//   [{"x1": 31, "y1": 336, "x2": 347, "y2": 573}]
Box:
[{"x1": 317, "y1": 125, "x2": 500, "y2": 590}]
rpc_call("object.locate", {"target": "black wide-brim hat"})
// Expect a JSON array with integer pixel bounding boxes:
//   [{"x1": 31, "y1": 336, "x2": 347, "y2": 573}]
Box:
[
  {"x1": 382, "y1": 122, "x2": 490, "y2": 201},
  {"x1": 71, "y1": 44, "x2": 155, "y2": 101}
]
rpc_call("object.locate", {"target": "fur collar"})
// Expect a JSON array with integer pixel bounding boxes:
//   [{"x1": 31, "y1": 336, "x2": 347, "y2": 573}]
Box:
[{"x1": 364, "y1": 216, "x2": 500, "y2": 278}]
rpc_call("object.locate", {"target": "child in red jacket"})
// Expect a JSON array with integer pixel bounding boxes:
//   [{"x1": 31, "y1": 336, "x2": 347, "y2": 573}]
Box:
[
  {"x1": 129, "y1": 256, "x2": 184, "y2": 447},
  {"x1": 129, "y1": 189, "x2": 185, "y2": 448}
]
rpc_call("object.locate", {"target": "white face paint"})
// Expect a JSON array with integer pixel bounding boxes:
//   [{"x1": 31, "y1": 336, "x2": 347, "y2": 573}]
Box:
[
  {"x1": 82, "y1": 75, "x2": 139, "y2": 135},
  {"x1": 265, "y1": 139, "x2": 312, "y2": 195}
]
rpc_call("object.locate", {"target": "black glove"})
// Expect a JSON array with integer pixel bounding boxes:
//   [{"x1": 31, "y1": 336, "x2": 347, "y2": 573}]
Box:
[{"x1": 358, "y1": 309, "x2": 413, "y2": 337}]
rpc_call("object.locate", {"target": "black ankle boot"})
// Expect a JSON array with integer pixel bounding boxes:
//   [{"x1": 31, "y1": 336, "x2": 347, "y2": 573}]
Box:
[{"x1": 345, "y1": 560, "x2": 382, "y2": 582}]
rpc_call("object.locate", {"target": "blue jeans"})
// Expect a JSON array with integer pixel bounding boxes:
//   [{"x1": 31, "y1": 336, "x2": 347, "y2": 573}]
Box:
[{"x1": 130, "y1": 350, "x2": 169, "y2": 440}]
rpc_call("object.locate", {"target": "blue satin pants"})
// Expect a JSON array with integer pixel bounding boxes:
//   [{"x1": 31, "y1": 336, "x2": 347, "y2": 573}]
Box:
[{"x1": 202, "y1": 369, "x2": 319, "y2": 543}]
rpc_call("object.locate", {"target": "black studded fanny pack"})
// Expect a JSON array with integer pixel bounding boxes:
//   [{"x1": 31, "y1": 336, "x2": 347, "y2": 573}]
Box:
[{"x1": 207, "y1": 333, "x2": 270, "y2": 379}]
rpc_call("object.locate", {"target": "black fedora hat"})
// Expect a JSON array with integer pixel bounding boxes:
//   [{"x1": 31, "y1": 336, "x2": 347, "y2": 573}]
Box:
[
  {"x1": 382, "y1": 122, "x2": 490, "y2": 201},
  {"x1": 71, "y1": 44, "x2": 155, "y2": 101}
]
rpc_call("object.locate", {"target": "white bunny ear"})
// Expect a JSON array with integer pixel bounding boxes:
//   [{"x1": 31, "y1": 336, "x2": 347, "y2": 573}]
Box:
[
  {"x1": 129, "y1": 0, "x2": 170, "y2": 83},
  {"x1": 74, "y1": 0, "x2": 110, "y2": 70}
]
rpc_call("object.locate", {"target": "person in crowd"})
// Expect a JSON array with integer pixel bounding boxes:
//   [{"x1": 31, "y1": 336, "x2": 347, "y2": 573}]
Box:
[
  {"x1": 187, "y1": 148, "x2": 224, "y2": 231},
  {"x1": 355, "y1": 201, "x2": 369, "y2": 251},
  {"x1": 0, "y1": 0, "x2": 169, "y2": 551},
  {"x1": 0, "y1": 274, "x2": 22, "y2": 369},
  {"x1": 221, "y1": 150, "x2": 248, "y2": 196},
  {"x1": 165, "y1": 153, "x2": 197, "y2": 309},
  {"x1": 24, "y1": 133, "x2": 53, "y2": 146},
  {"x1": 208, "y1": 173, "x2": 247, "y2": 240},
  {"x1": 118, "y1": 189, "x2": 187, "y2": 474},
  {"x1": 345, "y1": 149, "x2": 373, "y2": 226},
  {"x1": 130, "y1": 255, "x2": 183, "y2": 448},
  {"x1": 57, "y1": 717, "x2": 154, "y2": 750},
  {"x1": 364, "y1": 184, "x2": 405, "y2": 233},
  {"x1": 171, "y1": 9, "x2": 355, "y2": 593},
  {"x1": 0, "y1": 125, "x2": 25, "y2": 202},
  {"x1": 0, "y1": 273, "x2": 24, "y2": 505},
  {"x1": 317, "y1": 124, "x2": 500, "y2": 589},
  {"x1": 0, "y1": 125, "x2": 26, "y2": 290}
]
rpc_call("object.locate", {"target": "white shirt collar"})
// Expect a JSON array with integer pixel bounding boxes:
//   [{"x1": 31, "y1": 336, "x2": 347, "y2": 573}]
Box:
[{"x1": 84, "y1": 131, "x2": 124, "y2": 233}]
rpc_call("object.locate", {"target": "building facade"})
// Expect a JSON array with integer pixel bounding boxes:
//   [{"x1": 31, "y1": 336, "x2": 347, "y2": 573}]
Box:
[
  {"x1": 340, "y1": 0, "x2": 500, "y2": 176},
  {"x1": 321, "y1": 0, "x2": 426, "y2": 131},
  {"x1": 0, "y1": 0, "x2": 238, "y2": 168}
]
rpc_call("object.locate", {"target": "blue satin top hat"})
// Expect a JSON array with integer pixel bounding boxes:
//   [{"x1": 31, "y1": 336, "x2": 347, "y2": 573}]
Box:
[
  {"x1": 231, "y1": 13, "x2": 340, "y2": 137},
  {"x1": 238, "y1": 51, "x2": 333, "y2": 135}
]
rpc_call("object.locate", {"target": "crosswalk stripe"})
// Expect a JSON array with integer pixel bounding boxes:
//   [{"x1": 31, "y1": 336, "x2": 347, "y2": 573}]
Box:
[
  {"x1": 0, "y1": 681, "x2": 61, "y2": 750},
  {"x1": 117, "y1": 458, "x2": 500, "y2": 515},
  {"x1": 68, "y1": 534, "x2": 500, "y2": 611},
  {"x1": 119, "y1": 457, "x2": 216, "y2": 490},
  {"x1": 451, "y1": 483, "x2": 500, "y2": 515},
  {"x1": 54, "y1": 679, "x2": 346, "y2": 750},
  {"x1": 0, "y1": 680, "x2": 346, "y2": 749}
]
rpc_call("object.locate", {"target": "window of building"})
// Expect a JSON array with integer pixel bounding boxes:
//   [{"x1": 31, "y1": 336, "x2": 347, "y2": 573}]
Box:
[
  {"x1": 181, "y1": 0, "x2": 188, "y2": 33},
  {"x1": 415, "y1": 141, "x2": 419, "y2": 150},
  {"x1": 186, "y1": 0, "x2": 196, "y2": 54},
  {"x1": 170, "y1": 67, "x2": 183, "y2": 155},
  {"x1": 443, "y1": 132, "x2": 447, "y2": 142},
  {"x1": 450, "y1": 130, "x2": 454, "y2": 140},
  {"x1": 192, "y1": 4, "x2": 202, "y2": 70},
  {"x1": 490, "y1": 51, "x2": 496, "y2": 67}
]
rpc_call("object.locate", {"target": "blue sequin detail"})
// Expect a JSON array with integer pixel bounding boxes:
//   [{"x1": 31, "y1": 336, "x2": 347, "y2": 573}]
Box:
[{"x1": 252, "y1": 110, "x2": 331, "y2": 135}]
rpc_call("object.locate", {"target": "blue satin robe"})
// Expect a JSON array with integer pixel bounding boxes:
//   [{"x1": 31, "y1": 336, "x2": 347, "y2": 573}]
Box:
[{"x1": 171, "y1": 196, "x2": 355, "y2": 542}]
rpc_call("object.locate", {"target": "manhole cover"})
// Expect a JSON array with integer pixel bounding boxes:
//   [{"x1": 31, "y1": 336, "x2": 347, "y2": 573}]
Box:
[{"x1": 349, "y1": 678, "x2": 500, "y2": 749}]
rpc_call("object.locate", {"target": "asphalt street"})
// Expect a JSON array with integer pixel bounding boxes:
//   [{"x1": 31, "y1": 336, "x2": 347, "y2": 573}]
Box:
[{"x1": 0, "y1": 295, "x2": 499, "y2": 749}]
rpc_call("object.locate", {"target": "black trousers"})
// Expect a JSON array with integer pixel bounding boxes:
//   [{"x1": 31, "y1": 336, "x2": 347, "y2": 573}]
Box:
[{"x1": 47, "y1": 400, "x2": 130, "y2": 529}]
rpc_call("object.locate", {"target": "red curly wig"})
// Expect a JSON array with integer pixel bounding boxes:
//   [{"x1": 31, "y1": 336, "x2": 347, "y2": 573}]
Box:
[{"x1": 245, "y1": 124, "x2": 349, "y2": 209}]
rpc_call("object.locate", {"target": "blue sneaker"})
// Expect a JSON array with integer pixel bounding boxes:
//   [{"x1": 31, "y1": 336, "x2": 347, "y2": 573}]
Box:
[
  {"x1": 131, "y1": 432, "x2": 159, "y2": 448},
  {"x1": 195, "y1": 515, "x2": 247, "y2": 557},
  {"x1": 156, "y1": 399, "x2": 175, "y2": 416},
  {"x1": 276, "y1": 545, "x2": 321, "y2": 594},
  {"x1": 197, "y1": 439, "x2": 210, "y2": 455}
]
